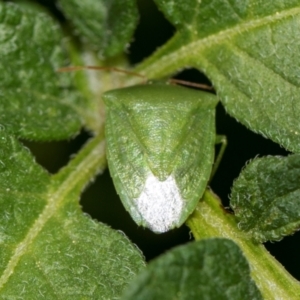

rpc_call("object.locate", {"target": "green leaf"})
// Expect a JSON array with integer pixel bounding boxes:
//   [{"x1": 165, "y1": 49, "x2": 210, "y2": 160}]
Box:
[
  {"x1": 0, "y1": 3, "x2": 83, "y2": 141},
  {"x1": 187, "y1": 190, "x2": 300, "y2": 299},
  {"x1": 141, "y1": 1, "x2": 300, "y2": 152},
  {"x1": 58, "y1": 0, "x2": 139, "y2": 57},
  {"x1": 0, "y1": 129, "x2": 145, "y2": 298},
  {"x1": 65, "y1": 42, "x2": 132, "y2": 134},
  {"x1": 231, "y1": 154, "x2": 300, "y2": 243},
  {"x1": 121, "y1": 238, "x2": 263, "y2": 300}
]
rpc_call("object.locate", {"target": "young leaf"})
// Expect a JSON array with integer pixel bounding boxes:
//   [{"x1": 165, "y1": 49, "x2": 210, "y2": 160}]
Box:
[
  {"x1": 121, "y1": 238, "x2": 263, "y2": 300},
  {"x1": 0, "y1": 130, "x2": 145, "y2": 298},
  {"x1": 142, "y1": 1, "x2": 300, "y2": 152},
  {"x1": 0, "y1": 3, "x2": 83, "y2": 141},
  {"x1": 231, "y1": 154, "x2": 300, "y2": 243},
  {"x1": 57, "y1": 0, "x2": 139, "y2": 57}
]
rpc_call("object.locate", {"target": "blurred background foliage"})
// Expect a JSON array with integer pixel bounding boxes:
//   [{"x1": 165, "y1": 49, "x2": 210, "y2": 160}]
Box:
[{"x1": 18, "y1": 0, "x2": 300, "y2": 279}]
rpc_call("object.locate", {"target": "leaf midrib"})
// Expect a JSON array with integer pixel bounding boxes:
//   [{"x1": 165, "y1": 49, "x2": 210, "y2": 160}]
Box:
[
  {"x1": 138, "y1": 6, "x2": 300, "y2": 77},
  {"x1": 0, "y1": 136, "x2": 106, "y2": 290}
]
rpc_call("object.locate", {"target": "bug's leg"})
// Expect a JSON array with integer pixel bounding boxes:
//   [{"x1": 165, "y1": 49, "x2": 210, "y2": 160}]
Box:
[
  {"x1": 169, "y1": 78, "x2": 214, "y2": 91},
  {"x1": 209, "y1": 135, "x2": 227, "y2": 182}
]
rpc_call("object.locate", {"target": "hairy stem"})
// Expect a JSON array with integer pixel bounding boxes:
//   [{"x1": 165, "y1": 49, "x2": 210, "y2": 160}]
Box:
[
  {"x1": 186, "y1": 190, "x2": 300, "y2": 300},
  {"x1": 52, "y1": 130, "x2": 106, "y2": 198}
]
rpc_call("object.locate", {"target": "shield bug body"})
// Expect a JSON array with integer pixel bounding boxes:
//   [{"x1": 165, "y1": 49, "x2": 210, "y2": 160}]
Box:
[{"x1": 102, "y1": 81, "x2": 220, "y2": 233}]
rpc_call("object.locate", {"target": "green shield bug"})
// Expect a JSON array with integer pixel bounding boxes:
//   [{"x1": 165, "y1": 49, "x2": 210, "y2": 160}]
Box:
[
  {"x1": 58, "y1": 66, "x2": 226, "y2": 233},
  {"x1": 102, "y1": 80, "x2": 225, "y2": 233}
]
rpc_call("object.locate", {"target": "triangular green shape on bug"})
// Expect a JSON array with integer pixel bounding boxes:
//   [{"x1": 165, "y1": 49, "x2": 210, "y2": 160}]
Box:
[
  {"x1": 125, "y1": 97, "x2": 202, "y2": 181},
  {"x1": 103, "y1": 82, "x2": 218, "y2": 233}
]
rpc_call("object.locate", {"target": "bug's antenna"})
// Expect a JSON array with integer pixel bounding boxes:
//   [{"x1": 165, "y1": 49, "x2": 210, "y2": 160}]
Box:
[
  {"x1": 57, "y1": 66, "x2": 213, "y2": 90},
  {"x1": 57, "y1": 65, "x2": 147, "y2": 83},
  {"x1": 169, "y1": 78, "x2": 214, "y2": 92}
]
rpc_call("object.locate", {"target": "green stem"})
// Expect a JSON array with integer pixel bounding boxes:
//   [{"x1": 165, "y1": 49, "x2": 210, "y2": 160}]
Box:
[
  {"x1": 186, "y1": 189, "x2": 300, "y2": 300},
  {"x1": 52, "y1": 130, "x2": 106, "y2": 198},
  {"x1": 133, "y1": 33, "x2": 190, "y2": 80}
]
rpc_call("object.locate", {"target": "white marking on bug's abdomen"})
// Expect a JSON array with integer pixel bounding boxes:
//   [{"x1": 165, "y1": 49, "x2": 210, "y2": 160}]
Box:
[{"x1": 134, "y1": 174, "x2": 184, "y2": 233}]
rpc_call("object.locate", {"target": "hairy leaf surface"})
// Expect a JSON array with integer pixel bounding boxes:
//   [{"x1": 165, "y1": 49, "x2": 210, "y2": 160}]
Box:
[
  {"x1": 143, "y1": 0, "x2": 300, "y2": 152},
  {"x1": 0, "y1": 130, "x2": 145, "y2": 298},
  {"x1": 58, "y1": 0, "x2": 139, "y2": 57},
  {"x1": 0, "y1": 3, "x2": 83, "y2": 140},
  {"x1": 121, "y1": 238, "x2": 262, "y2": 300},
  {"x1": 231, "y1": 155, "x2": 300, "y2": 243}
]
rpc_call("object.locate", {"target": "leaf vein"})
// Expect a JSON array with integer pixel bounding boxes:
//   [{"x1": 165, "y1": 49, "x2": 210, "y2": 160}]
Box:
[
  {"x1": 0, "y1": 137, "x2": 106, "y2": 290},
  {"x1": 140, "y1": 6, "x2": 300, "y2": 77}
]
